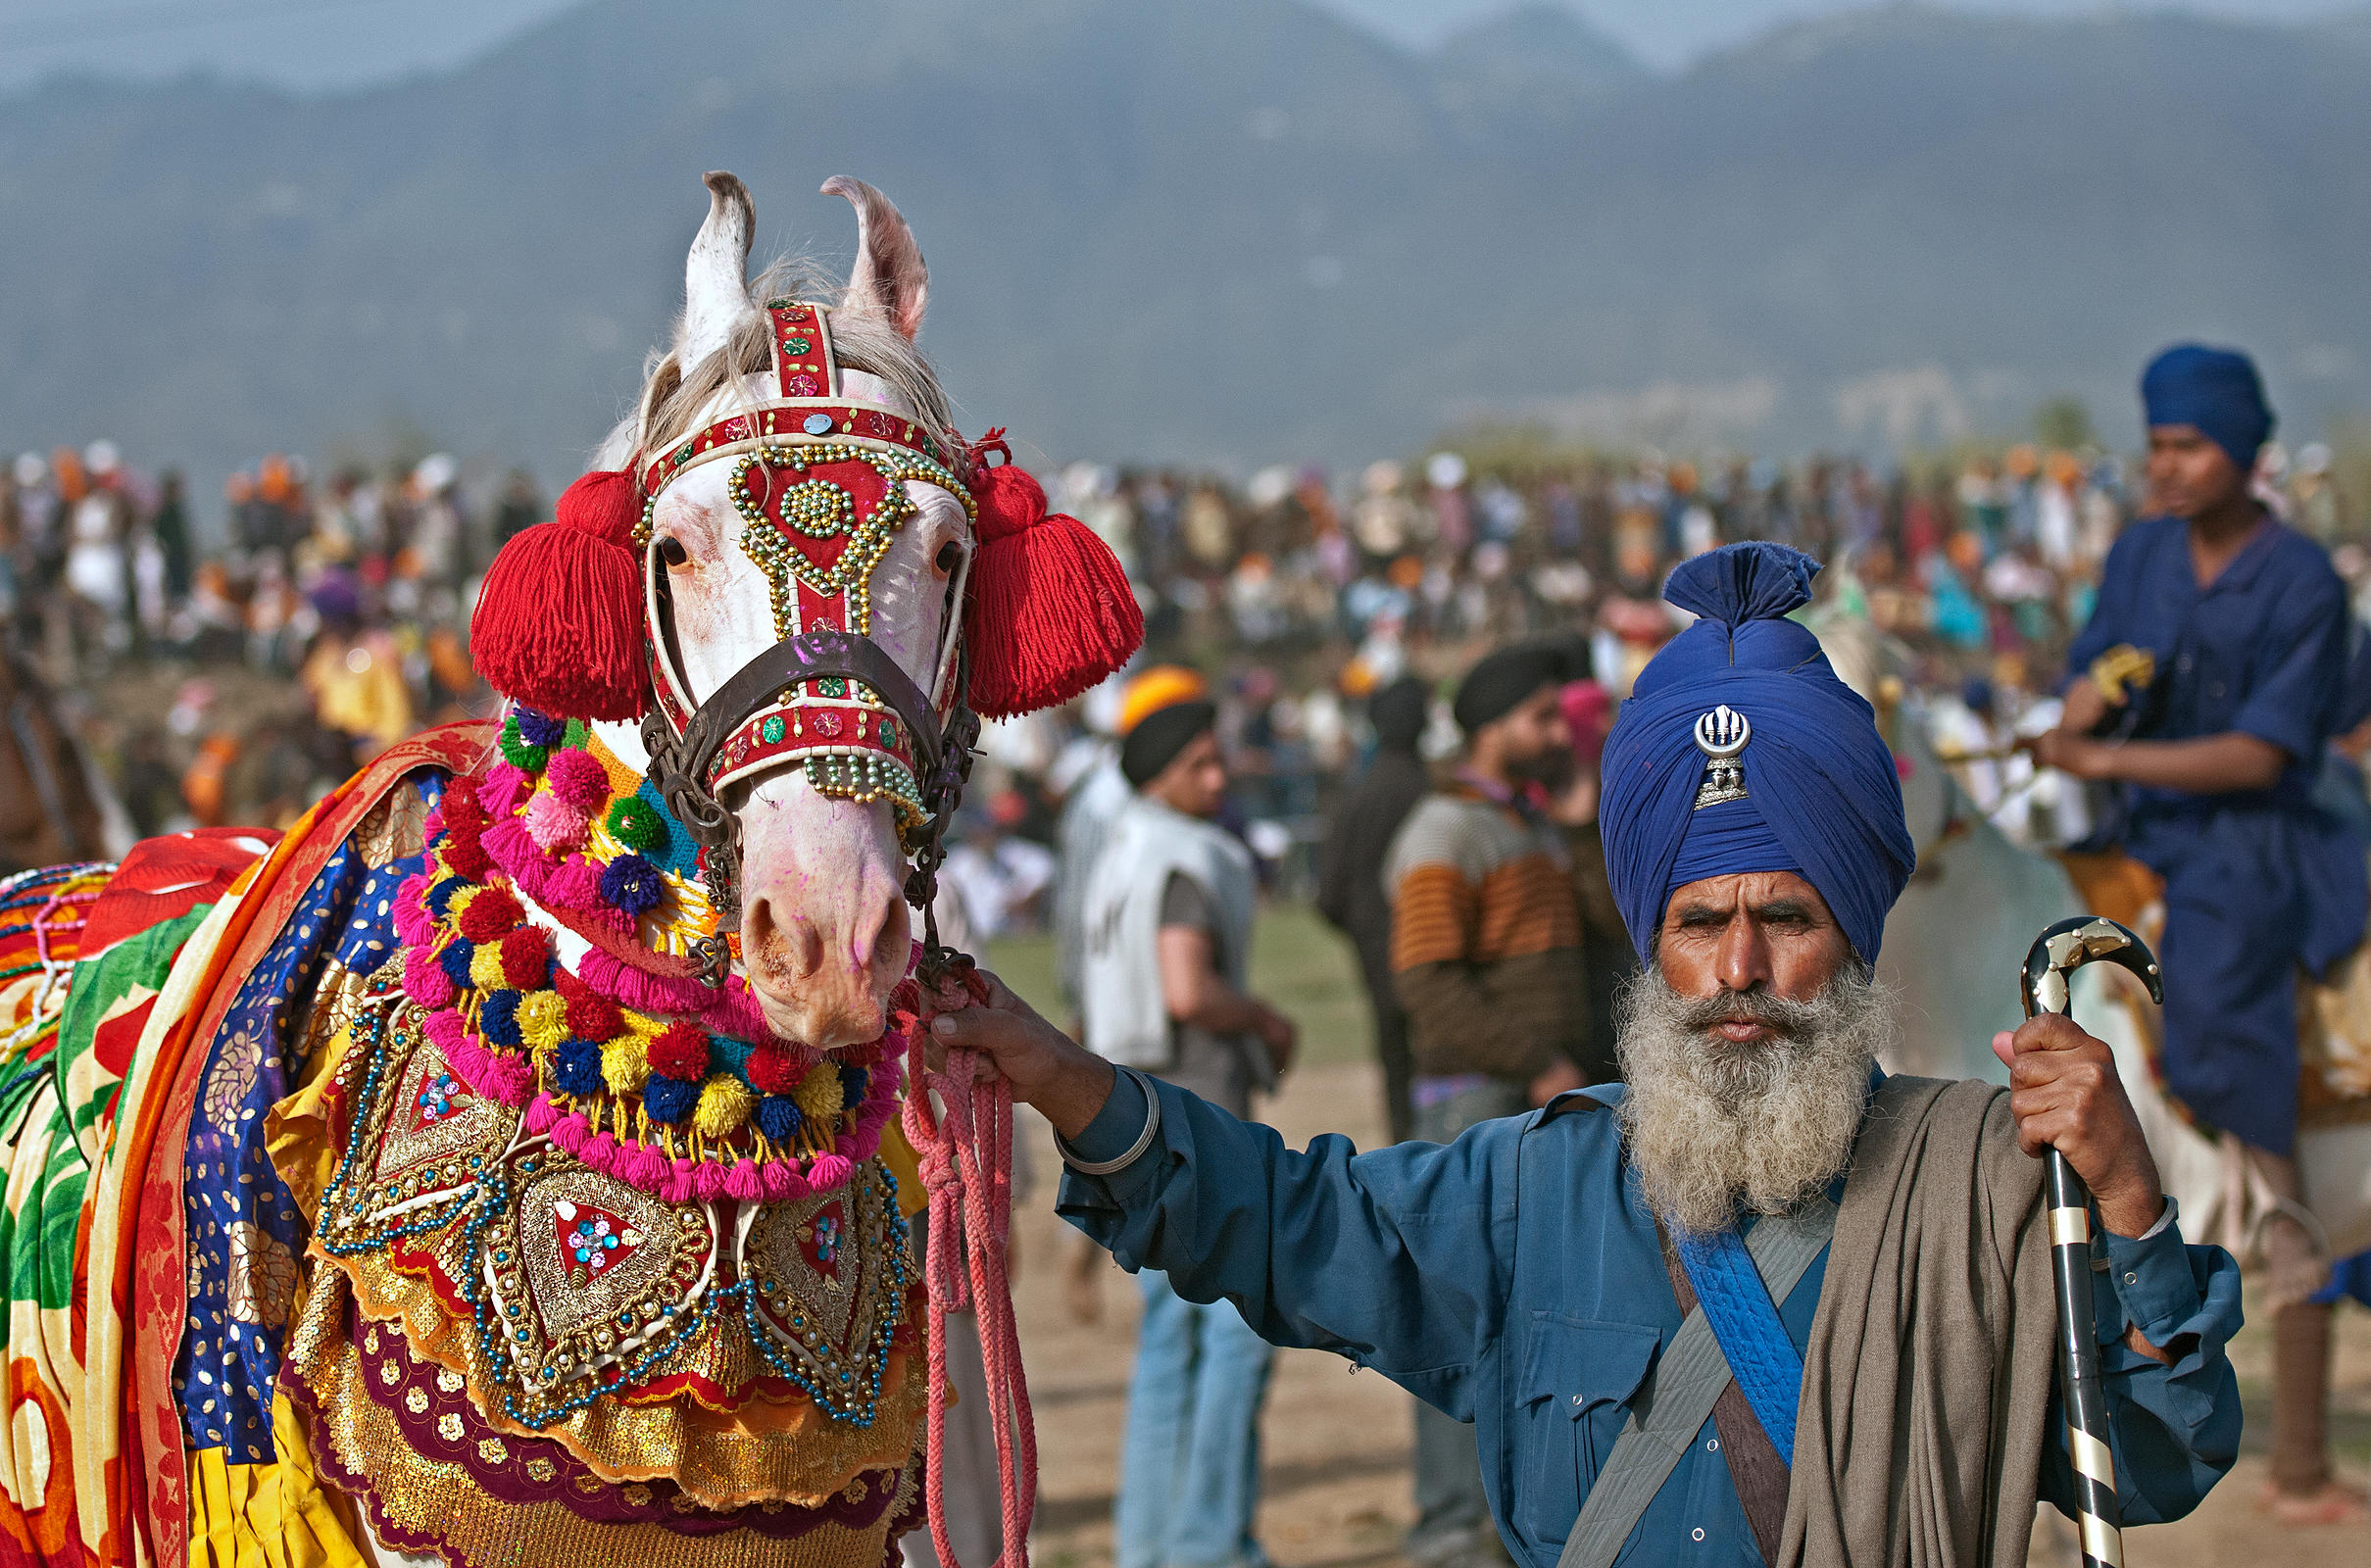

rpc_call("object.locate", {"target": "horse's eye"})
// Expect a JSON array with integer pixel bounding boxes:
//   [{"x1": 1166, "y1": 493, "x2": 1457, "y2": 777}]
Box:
[
  {"x1": 933, "y1": 539, "x2": 964, "y2": 575},
  {"x1": 657, "y1": 536, "x2": 690, "y2": 569}
]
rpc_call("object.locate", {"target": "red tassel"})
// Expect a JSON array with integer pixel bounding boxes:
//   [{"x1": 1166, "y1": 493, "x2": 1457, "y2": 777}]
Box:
[
  {"x1": 469, "y1": 469, "x2": 648, "y2": 721},
  {"x1": 965, "y1": 461, "x2": 1143, "y2": 717}
]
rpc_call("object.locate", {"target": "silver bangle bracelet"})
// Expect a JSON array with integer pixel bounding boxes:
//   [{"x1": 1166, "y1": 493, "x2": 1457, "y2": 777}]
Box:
[{"x1": 1057, "y1": 1065, "x2": 1161, "y2": 1176}]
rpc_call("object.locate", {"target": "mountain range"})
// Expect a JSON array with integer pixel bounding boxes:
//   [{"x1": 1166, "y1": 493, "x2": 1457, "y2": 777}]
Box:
[{"x1": 2, "y1": 0, "x2": 2367, "y2": 504}]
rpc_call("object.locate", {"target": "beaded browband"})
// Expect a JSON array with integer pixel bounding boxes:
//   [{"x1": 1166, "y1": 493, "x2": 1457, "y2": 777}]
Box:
[
  {"x1": 639, "y1": 300, "x2": 977, "y2": 842},
  {"x1": 634, "y1": 300, "x2": 984, "y2": 982}
]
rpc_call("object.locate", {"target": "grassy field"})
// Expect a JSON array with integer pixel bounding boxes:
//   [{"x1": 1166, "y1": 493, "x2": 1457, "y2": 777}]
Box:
[{"x1": 985, "y1": 902, "x2": 1375, "y2": 1068}]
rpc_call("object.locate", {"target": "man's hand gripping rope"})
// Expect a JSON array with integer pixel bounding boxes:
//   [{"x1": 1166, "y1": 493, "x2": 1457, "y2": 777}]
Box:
[{"x1": 898, "y1": 953, "x2": 1038, "y2": 1568}]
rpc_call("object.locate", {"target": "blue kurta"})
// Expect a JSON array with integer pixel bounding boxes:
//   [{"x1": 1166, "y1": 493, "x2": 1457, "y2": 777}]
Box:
[
  {"x1": 1059, "y1": 1076, "x2": 2243, "y2": 1567},
  {"x1": 2065, "y1": 514, "x2": 2366, "y2": 1154}
]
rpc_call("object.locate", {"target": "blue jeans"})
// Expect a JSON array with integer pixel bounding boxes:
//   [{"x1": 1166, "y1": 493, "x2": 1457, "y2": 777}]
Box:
[{"x1": 1115, "y1": 1269, "x2": 1275, "y2": 1568}]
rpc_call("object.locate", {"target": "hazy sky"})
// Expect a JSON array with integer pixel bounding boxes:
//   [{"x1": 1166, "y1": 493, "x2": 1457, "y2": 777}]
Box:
[{"x1": 0, "y1": 0, "x2": 2356, "y2": 89}]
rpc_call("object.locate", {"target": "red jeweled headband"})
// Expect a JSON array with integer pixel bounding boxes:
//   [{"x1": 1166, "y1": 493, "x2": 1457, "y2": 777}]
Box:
[{"x1": 639, "y1": 300, "x2": 977, "y2": 837}]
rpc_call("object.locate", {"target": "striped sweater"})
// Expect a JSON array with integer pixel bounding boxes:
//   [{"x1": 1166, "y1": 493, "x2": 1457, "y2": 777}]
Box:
[{"x1": 1383, "y1": 782, "x2": 1590, "y2": 1083}]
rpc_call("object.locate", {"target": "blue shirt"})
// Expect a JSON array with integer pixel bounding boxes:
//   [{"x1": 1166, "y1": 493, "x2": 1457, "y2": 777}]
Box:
[
  {"x1": 2064, "y1": 515, "x2": 2366, "y2": 1152},
  {"x1": 1060, "y1": 1075, "x2": 2243, "y2": 1567},
  {"x1": 2067, "y1": 514, "x2": 2350, "y2": 818}
]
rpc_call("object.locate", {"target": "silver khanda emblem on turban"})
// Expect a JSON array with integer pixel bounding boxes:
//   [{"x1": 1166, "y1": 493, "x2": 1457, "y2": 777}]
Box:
[{"x1": 1693, "y1": 705, "x2": 1752, "y2": 809}]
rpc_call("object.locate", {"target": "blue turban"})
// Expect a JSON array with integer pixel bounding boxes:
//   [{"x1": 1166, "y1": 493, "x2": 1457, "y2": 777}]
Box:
[
  {"x1": 1599, "y1": 542, "x2": 1915, "y2": 967},
  {"x1": 2142, "y1": 343, "x2": 2274, "y2": 476}
]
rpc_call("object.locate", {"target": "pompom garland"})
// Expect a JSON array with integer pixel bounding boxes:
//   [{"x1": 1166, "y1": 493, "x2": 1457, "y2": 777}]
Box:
[{"x1": 400, "y1": 703, "x2": 908, "y2": 1202}]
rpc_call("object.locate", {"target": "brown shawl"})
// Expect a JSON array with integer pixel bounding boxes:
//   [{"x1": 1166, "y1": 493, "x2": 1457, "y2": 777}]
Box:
[{"x1": 1780, "y1": 1074, "x2": 2060, "y2": 1567}]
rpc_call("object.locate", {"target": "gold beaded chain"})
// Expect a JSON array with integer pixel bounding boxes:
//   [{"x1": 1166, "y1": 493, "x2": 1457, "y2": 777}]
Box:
[{"x1": 725, "y1": 440, "x2": 974, "y2": 640}]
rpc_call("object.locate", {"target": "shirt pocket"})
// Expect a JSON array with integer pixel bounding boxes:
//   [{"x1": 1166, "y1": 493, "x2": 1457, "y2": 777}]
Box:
[{"x1": 1517, "y1": 1312, "x2": 1662, "y2": 1549}]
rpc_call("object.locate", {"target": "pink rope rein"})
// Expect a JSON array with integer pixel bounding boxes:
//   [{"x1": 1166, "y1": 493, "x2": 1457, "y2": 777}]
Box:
[{"x1": 903, "y1": 979, "x2": 1037, "y2": 1568}]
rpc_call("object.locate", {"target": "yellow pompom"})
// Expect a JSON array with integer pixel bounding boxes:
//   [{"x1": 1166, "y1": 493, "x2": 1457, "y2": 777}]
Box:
[
  {"x1": 468, "y1": 943, "x2": 509, "y2": 993},
  {"x1": 693, "y1": 1074, "x2": 754, "y2": 1138},
  {"x1": 519, "y1": 991, "x2": 568, "y2": 1052},
  {"x1": 445, "y1": 884, "x2": 478, "y2": 922},
  {"x1": 791, "y1": 1062, "x2": 845, "y2": 1125},
  {"x1": 602, "y1": 1037, "x2": 651, "y2": 1093}
]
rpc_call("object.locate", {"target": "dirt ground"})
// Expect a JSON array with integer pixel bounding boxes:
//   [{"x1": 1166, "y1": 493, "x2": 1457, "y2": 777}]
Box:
[{"x1": 1004, "y1": 1057, "x2": 2371, "y2": 1568}]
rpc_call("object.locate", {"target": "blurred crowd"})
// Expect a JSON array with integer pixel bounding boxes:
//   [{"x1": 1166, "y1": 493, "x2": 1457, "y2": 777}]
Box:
[
  {"x1": 0, "y1": 442, "x2": 531, "y2": 836},
  {"x1": 3, "y1": 428, "x2": 2362, "y2": 880}
]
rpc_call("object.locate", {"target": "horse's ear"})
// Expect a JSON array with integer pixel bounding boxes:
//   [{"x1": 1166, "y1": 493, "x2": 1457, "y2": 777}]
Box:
[
  {"x1": 681, "y1": 171, "x2": 755, "y2": 369},
  {"x1": 823, "y1": 176, "x2": 927, "y2": 340}
]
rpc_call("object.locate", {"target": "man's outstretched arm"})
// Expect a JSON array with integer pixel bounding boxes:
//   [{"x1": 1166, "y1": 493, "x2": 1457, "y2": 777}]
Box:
[{"x1": 933, "y1": 974, "x2": 1520, "y2": 1412}]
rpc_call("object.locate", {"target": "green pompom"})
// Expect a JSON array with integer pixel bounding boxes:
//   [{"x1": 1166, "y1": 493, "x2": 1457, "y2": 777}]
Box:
[
  {"x1": 498, "y1": 716, "x2": 549, "y2": 772},
  {"x1": 606, "y1": 796, "x2": 667, "y2": 853}
]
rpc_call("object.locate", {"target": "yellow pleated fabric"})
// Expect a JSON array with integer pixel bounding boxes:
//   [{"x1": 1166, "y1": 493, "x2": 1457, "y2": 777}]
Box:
[{"x1": 184, "y1": 1393, "x2": 366, "y2": 1568}]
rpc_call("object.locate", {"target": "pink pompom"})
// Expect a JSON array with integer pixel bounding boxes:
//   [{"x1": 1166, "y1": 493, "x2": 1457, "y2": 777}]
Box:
[
  {"x1": 724, "y1": 1158, "x2": 764, "y2": 1202},
  {"x1": 482, "y1": 1051, "x2": 533, "y2": 1105},
  {"x1": 524, "y1": 792, "x2": 591, "y2": 853},
  {"x1": 544, "y1": 748, "x2": 612, "y2": 812},
  {"x1": 848, "y1": 1123, "x2": 883, "y2": 1163},
  {"x1": 579, "y1": 1131, "x2": 618, "y2": 1171},
  {"x1": 483, "y1": 812, "x2": 541, "y2": 870},
  {"x1": 808, "y1": 1152, "x2": 854, "y2": 1192},
  {"x1": 542, "y1": 858, "x2": 605, "y2": 913},
  {"x1": 523, "y1": 1096, "x2": 560, "y2": 1134},
  {"x1": 661, "y1": 1158, "x2": 699, "y2": 1204},
  {"x1": 479, "y1": 761, "x2": 529, "y2": 818},
  {"x1": 693, "y1": 1162, "x2": 728, "y2": 1200},
  {"x1": 550, "y1": 1113, "x2": 590, "y2": 1154},
  {"x1": 444, "y1": 1039, "x2": 492, "y2": 1095},
  {"x1": 622, "y1": 1142, "x2": 670, "y2": 1190},
  {"x1": 421, "y1": 1006, "x2": 466, "y2": 1052},
  {"x1": 394, "y1": 873, "x2": 433, "y2": 945},
  {"x1": 760, "y1": 1160, "x2": 810, "y2": 1201},
  {"x1": 404, "y1": 948, "x2": 458, "y2": 1009}
]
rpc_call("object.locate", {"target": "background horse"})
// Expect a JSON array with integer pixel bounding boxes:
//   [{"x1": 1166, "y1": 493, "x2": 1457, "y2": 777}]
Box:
[
  {"x1": 1812, "y1": 608, "x2": 2371, "y2": 1261},
  {"x1": 0, "y1": 170, "x2": 1127, "y2": 1568},
  {"x1": 0, "y1": 648, "x2": 129, "y2": 874}
]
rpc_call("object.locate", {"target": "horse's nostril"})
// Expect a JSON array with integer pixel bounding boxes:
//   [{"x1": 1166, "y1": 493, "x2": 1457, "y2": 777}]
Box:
[
  {"x1": 744, "y1": 897, "x2": 825, "y2": 981},
  {"x1": 865, "y1": 893, "x2": 912, "y2": 974}
]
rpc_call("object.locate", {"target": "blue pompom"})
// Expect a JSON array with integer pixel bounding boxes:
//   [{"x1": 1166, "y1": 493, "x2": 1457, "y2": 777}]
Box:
[
  {"x1": 756, "y1": 1094, "x2": 805, "y2": 1145},
  {"x1": 425, "y1": 877, "x2": 463, "y2": 917},
  {"x1": 514, "y1": 708, "x2": 568, "y2": 748},
  {"x1": 552, "y1": 1038, "x2": 605, "y2": 1096},
  {"x1": 837, "y1": 1065, "x2": 869, "y2": 1105},
  {"x1": 439, "y1": 940, "x2": 475, "y2": 986},
  {"x1": 478, "y1": 990, "x2": 522, "y2": 1047},
  {"x1": 643, "y1": 1075, "x2": 700, "y2": 1124},
  {"x1": 600, "y1": 853, "x2": 665, "y2": 916}
]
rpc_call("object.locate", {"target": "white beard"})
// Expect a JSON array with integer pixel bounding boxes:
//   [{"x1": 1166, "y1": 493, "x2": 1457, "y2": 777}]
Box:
[{"x1": 1613, "y1": 965, "x2": 1893, "y2": 1237}]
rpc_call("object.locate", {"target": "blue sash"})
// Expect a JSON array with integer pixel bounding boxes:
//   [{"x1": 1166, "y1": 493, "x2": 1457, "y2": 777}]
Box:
[{"x1": 1673, "y1": 1221, "x2": 1815, "y2": 1466}]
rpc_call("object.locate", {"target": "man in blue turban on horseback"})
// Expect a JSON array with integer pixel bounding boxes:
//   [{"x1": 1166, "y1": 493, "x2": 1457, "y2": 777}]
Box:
[
  {"x1": 2033, "y1": 342, "x2": 2364, "y2": 1522},
  {"x1": 947, "y1": 541, "x2": 2244, "y2": 1566}
]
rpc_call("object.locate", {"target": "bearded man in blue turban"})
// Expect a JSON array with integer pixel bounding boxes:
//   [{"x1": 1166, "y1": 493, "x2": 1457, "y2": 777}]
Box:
[{"x1": 943, "y1": 542, "x2": 2241, "y2": 1567}]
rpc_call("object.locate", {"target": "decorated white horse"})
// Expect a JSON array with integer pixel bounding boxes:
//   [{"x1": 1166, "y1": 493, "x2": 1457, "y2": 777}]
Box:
[
  {"x1": 0, "y1": 171, "x2": 1138, "y2": 1567},
  {"x1": 1812, "y1": 610, "x2": 2371, "y2": 1263}
]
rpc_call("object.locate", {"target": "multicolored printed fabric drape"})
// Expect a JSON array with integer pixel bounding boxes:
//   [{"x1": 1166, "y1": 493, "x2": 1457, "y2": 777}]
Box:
[{"x1": 0, "y1": 727, "x2": 484, "y2": 1567}]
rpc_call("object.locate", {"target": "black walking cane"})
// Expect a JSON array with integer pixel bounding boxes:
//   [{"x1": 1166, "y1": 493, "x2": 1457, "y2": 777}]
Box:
[{"x1": 2019, "y1": 916, "x2": 2162, "y2": 1568}]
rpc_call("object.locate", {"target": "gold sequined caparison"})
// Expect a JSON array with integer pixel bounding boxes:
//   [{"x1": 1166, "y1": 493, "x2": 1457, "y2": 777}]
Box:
[{"x1": 289, "y1": 972, "x2": 926, "y2": 1517}]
